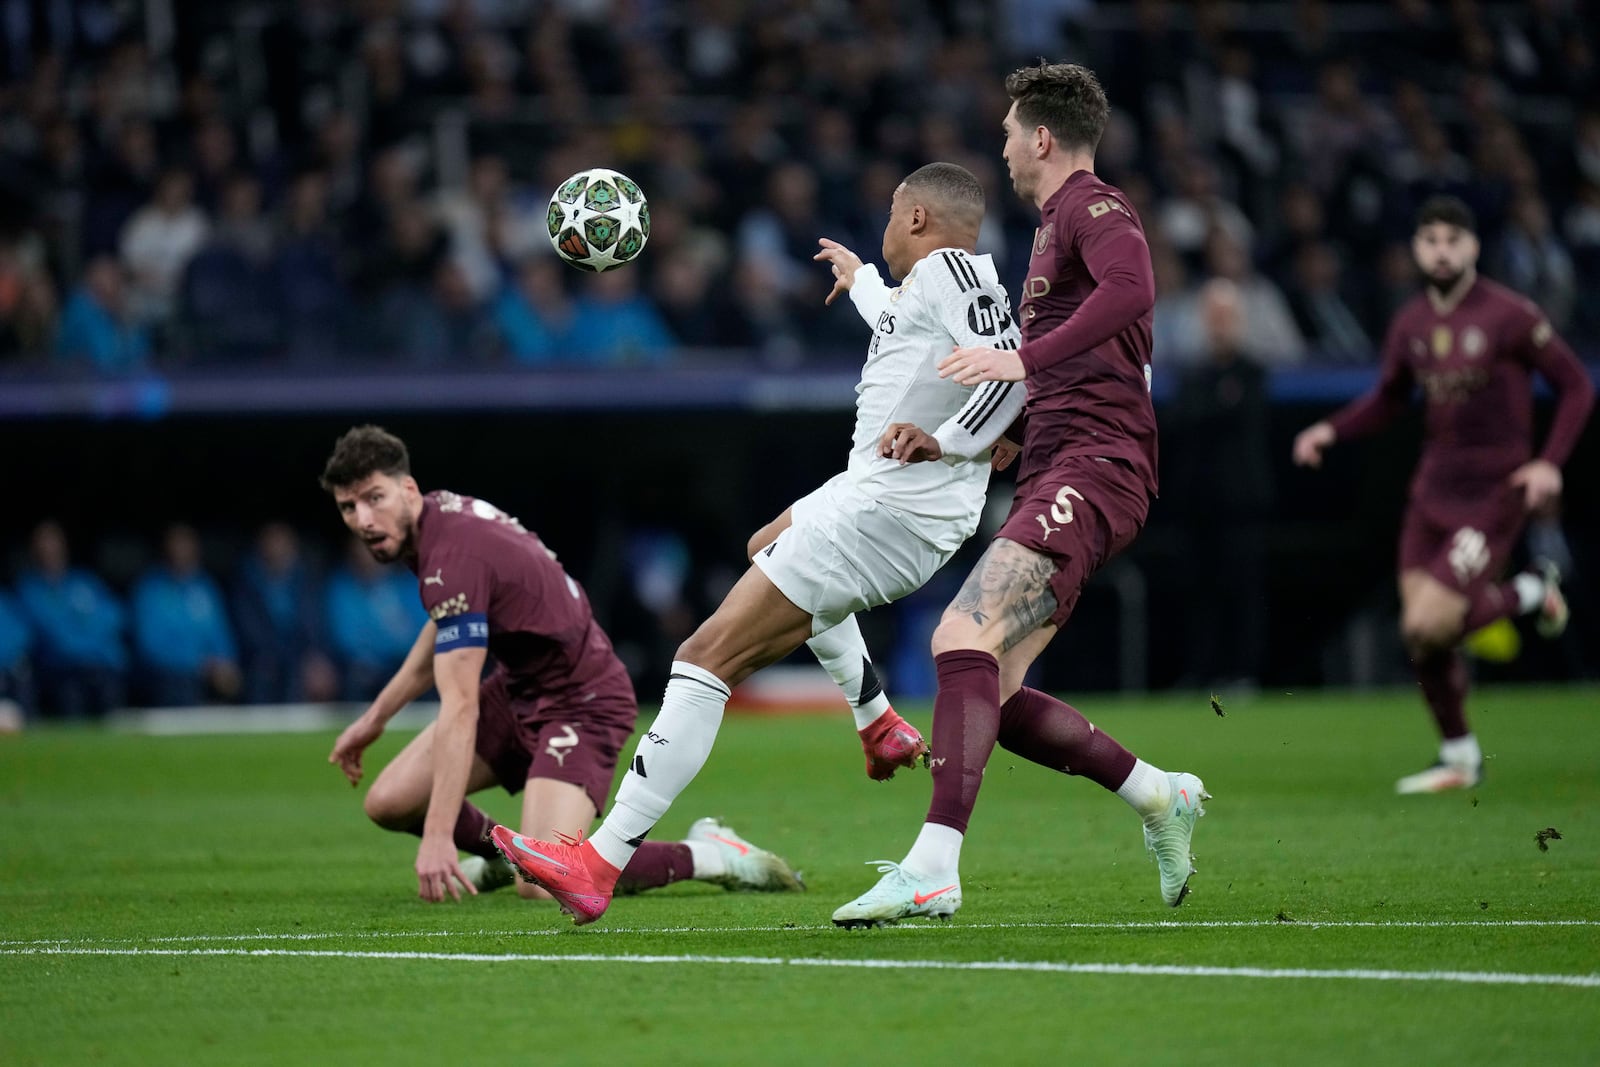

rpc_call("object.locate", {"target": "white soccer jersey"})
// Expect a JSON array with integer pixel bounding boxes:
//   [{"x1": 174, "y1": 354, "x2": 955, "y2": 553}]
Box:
[{"x1": 842, "y1": 247, "x2": 1025, "y2": 540}]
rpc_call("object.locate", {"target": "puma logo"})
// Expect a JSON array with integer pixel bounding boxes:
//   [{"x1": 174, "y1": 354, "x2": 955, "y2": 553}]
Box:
[
  {"x1": 545, "y1": 724, "x2": 579, "y2": 767},
  {"x1": 423, "y1": 568, "x2": 444, "y2": 586},
  {"x1": 1035, "y1": 514, "x2": 1060, "y2": 540}
]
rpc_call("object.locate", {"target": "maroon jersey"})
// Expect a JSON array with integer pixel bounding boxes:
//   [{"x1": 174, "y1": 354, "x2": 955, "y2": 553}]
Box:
[
  {"x1": 412, "y1": 491, "x2": 633, "y2": 716},
  {"x1": 1327, "y1": 278, "x2": 1595, "y2": 499},
  {"x1": 1015, "y1": 170, "x2": 1159, "y2": 494}
]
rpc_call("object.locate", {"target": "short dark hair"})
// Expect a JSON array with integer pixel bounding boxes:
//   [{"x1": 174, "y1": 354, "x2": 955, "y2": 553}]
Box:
[
  {"x1": 902, "y1": 162, "x2": 985, "y2": 229},
  {"x1": 320, "y1": 425, "x2": 411, "y2": 491},
  {"x1": 1415, "y1": 195, "x2": 1476, "y2": 235},
  {"x1": 1004, "y1": 61, "x2": 1110, "y2": 154}
]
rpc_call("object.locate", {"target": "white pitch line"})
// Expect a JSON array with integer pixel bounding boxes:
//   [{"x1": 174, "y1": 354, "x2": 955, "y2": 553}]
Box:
[
  {"x1": 2, "y1": 945, "x2": 1597, "y2": 989},
  {"x1": 3, "y1": 918, "x2": 1598, "y2": 949}
]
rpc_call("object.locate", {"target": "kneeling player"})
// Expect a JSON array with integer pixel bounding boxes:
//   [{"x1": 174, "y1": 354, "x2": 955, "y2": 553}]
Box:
[{"x1": 322, "y1": 425, "x2": 801, "y2": 902}]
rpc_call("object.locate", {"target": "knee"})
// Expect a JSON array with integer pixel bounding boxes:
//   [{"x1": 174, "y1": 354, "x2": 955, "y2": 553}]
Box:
[
  {"x1": 1400, "y1": 610, "x2": 1459, "y2": 657},
  {"x1": 930, "y1": 617, "x2": 976, "y2": 658},
  {"x1": 361, "y1": 782, "x2": 417, "y2": 831}
]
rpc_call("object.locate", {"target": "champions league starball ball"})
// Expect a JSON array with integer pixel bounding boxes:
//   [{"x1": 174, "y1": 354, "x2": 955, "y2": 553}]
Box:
[{"x1": 546, "y1": 167, "x2": 650, "y2": 272}]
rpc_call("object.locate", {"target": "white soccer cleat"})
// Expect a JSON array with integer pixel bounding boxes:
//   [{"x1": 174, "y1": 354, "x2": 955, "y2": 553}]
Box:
[
  {"x1": 460, "y1": 854, "x2": 517, "y2": 893},
  {"x1": 1535, "y1": 560, "x2": 1570, "y2": 639},
  {"x1": 1143, "y1": 771, "x2": 1209, "y2": 907},
  {"x1": 686, "y1": 817, "x2": 805, "y2": 892},
  {"x1": 1395, "y1": 761, "x2": 1482, "y2": 794},
  {"x1": 831, "y1": 861, "x2": 962, "y2": 928}
]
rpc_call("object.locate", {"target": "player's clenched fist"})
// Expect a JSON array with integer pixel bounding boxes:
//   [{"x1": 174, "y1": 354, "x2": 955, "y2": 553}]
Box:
[
  {"x1": 814, "y1": 238, "x2": 864, "y2": 306},
  {"x1": 1292, "y1": 421, "x2": 1336, "y2": 468},
  {"x1": 879, "y1": 422, "x2": 942, "y2": 465}
]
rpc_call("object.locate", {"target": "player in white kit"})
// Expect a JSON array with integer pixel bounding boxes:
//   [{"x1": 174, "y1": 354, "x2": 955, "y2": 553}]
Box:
[{"x1": 491, "y1": 162, "x2": 1025, "y2": 924}]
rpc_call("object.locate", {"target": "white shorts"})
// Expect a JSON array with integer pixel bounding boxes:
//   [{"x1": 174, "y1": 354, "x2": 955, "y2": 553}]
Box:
[{"x1": 752, "y1": 473, "x2": 962, "y2": 635}]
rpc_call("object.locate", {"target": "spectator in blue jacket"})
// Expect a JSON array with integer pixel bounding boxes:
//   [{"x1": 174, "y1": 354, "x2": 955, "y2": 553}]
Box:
[
  {"x1": 16, "y1": 521, "x2": 127, "y2": 719},
  {"x1": 131, "y1": 523, "x2": 241, "y2": 707},
  {"x1": 55, "y1": 256, "x2": 151, "y2": 372},
  {"x1": 325, "y1": 537, "x2": 428, "y2": 701},
  {"x1": 0, "y1": 586, "x2": 35, "y2": 725},
  {"x1": 568, "y1": 266, "x2": 676, "y2": 365},
  {"x1": 231, "y1": 522, "x2": 338, "y2": 704}
]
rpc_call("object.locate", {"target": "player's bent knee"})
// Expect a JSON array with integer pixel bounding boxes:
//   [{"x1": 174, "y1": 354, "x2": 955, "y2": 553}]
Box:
[
  {"x1": 362, "y1": 787, "x2": 419, "y2": 831},
  {"x1": 930, "y1": 615, "x2": 989, "y2": 658},
  {"x1": 1401, "y1": 613, "x2": 1461, "y2": 656}
]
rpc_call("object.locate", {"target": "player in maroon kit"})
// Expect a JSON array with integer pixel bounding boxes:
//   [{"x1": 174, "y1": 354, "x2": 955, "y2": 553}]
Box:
[
  {"x1": 833, "y1": 62, "x2": 1210, "y2": 925},
  {"x1": 320, "y1": 426, "x2": 802, "y2": 902},
  {"x1": 1293, "y1": 197, "x2": 1594, "y2": 793}
]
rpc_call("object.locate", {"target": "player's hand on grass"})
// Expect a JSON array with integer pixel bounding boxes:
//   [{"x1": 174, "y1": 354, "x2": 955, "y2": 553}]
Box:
[
  {"x1": 1509, "y1": 458, "x2": 1562, "y2": 512},
  {"x1": 940, "y1": 345, "x2": 1026, "y2": 385},
  {"x1": 416, "y1": 834, "x2": 476, "y2": 903},
  {"x1": 329, "y1": 713, "x2": 384, "y2": 786},
  {"x1": 879, "y1": 422, "x2": 942, "y2": 465},
  {"x1": 814, "y1": 238, "x2": 864, "y2": 305},
  {"x1": 1292, "y1": 421, "x2": 1336, "y2": 468},
  {"x1": 990, "y1": 436, "x2": 1020, "y2": 471}
]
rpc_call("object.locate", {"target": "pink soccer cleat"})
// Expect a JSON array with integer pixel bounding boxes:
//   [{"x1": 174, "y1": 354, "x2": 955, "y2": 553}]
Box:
[
  {"x1": 490, "y1": 825, "x2": 616, "y2": 925},
  {"x1": 859, "y1": 708, "x2": 930, "y2": 781}
]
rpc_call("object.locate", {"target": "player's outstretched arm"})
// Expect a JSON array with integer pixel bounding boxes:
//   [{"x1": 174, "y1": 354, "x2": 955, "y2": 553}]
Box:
[
  {"x1": 815, "y1": 237, "x2": 890, "y2": 322},
  {"x1": 416, "y1": 643, "x2": 487, "y2": 902},
  {"x1": 328, "y1": 621, "x2": 439, "y2": 785}
]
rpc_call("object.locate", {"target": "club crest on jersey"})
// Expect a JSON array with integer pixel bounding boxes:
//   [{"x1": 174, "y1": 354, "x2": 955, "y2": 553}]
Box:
[
  {"x1": 1461, "y1": 326, "x2": 1486, "y2": 358},
  {"x1": 1033, "y1": 224, "x2": 1053, "y2": 255}
]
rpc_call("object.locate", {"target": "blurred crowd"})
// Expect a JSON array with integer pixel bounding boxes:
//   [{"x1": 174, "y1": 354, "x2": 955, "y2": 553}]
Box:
[
  {"x1": 0, "y1": 0, "x2": 1597, "y2": 374},
  {"x1": 0, "y1": 517, "x2": 725, "y2": 721},
  {"x1": 0, "y1": 519, "x2": 421, "y2": 719}
]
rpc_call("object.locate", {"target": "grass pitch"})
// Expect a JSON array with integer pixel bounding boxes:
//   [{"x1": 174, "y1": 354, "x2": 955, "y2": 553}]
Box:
[{"x1": 3, "y1": 686, "x2": 1598, "y2": 1066}]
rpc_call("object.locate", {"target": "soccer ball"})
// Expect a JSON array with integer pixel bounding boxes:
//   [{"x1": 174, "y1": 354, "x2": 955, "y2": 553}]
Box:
[{"x1": 546, "y1": 167, "x2": 650, "y2": 272}]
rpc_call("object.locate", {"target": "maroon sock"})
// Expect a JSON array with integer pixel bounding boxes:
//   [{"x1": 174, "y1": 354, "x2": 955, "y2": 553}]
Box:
[
  {"x1": 614, "y1": 842, "x2": 694, "y2": 895},
  {"x1": 394, "y1": 802, "x2": 501, "y2": 860},
  {"x1": 453, "y1": 803, "x2": 500, "y2": 860},
  {"x1": 925, "y1": 649, "x2": 1001, "y2": 835},
  {"x1": 1461, "y1": 578, "x2": 1523, "y2": 632},
  {"x1": 998, "y1": 687, "x2": 1138, "y2": 791},
  {"x1": 1413, "y1": 649, "x2": 1470, "y2": 740}
]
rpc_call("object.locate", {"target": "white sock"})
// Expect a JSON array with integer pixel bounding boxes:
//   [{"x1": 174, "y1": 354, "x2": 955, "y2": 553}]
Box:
[
  {"x1": 591, "y1": 660, "x2": 729, "y2": 871},
  {"x1": 1512, "y1": 573, "x2": 1544, "y2": 615},
  {"x1": 1117, "y1": 759, "x2": 1172, "y2": 817},
  {"x1": 685, "y1": 840, "x2": 726, "y2": 881},
  {"x1": 1440, "y1": 734, "x2": 1482, "y2": 768},
  {"x1": 901, "y1": 822, "x2": 964, "y2": 877},
  {"x1": 806, "y1": 614, "x2": 892, "y2": 730}
]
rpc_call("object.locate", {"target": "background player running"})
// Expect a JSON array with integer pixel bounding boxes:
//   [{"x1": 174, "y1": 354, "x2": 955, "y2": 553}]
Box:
[
  {"x1": 490, "y1": 162, "x2": 1027, "y2": 924},
  {"x1": 1293, "y1": 196, "x2": 1594, "y2": 794},
  {"x1": 321, "y1": 426, "x2": 801, "y2": 903},
  {"x1": 834, "y1": 62, "x2": 1209, "y2": 926}
]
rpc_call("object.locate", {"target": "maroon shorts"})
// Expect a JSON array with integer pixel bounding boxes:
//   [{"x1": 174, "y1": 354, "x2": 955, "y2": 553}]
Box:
[
  {"x1": 996, "y1": 454, "x2": 1151, "y2": 628},
  {"x1": 1398, "y1": 486, "x2": 1526, "y2": 594},
  {"x1": 473, "y1": 667, "x2": 638, "y2": 814}
]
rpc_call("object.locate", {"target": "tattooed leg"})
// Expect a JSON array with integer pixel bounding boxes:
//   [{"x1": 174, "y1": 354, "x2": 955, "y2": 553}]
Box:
[{"x1": 937, "y1": 538, "x2": 1059, "y2": 657}]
